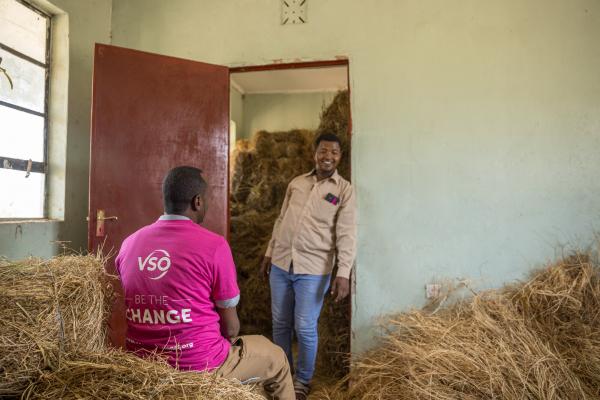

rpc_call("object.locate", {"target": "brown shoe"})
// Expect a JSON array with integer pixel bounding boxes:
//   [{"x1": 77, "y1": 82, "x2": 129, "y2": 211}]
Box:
[{"x1": 294, "y1": 380, "x2": 310, "y2": 400}]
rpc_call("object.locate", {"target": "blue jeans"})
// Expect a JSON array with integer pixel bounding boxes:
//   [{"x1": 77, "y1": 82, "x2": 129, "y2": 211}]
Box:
[{"x1": 269, "y1": 264, "x2": 331, "y2": 384}]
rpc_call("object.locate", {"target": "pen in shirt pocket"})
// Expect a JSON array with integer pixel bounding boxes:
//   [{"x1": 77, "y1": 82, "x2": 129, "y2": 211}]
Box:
[{"x1": 324, "y1": 193, "x2": 339, "y2": 205}]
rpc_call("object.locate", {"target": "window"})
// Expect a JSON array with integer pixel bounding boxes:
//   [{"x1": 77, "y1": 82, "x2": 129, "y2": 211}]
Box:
[{"x1": 0, "y1": 0, "x2": 51, "y2": 219}]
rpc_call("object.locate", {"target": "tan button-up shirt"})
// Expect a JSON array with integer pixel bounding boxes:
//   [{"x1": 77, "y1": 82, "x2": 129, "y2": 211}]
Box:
[{"x1": 265, "y1": 170, "x2": 357, "y2": 279}]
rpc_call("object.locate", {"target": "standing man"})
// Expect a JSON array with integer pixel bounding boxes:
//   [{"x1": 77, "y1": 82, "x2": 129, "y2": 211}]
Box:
[
  {"x1": 260, "y1": 133, "x2": 357, "y2": 400},
  {"x1": 113, "y1": 166, "x2": 294, "y2": 400}
]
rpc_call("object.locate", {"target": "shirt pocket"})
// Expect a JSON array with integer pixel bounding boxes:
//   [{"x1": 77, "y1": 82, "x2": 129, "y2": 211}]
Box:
[{"x1": 314, "y1": 196, "x2": 339, "y2": 226}]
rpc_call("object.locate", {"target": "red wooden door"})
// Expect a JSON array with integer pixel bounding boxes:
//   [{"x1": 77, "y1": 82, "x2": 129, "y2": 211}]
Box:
[{"x1": 88, "y1": 44, "x2": 229, "y2": 264}]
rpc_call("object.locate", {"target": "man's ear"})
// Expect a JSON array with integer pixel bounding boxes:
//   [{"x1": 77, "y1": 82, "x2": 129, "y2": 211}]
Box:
[
  {"x1": 195, "y1": 195, "x2": 205, "y2": 212},
  {"x1": 191, "y1": 195, "x2": 201, "y2": 212}
]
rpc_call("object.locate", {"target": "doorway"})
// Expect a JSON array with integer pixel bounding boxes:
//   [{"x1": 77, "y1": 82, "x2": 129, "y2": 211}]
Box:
[{"x1": 228, "y1": 60, "x2": 352, "y2": 382}]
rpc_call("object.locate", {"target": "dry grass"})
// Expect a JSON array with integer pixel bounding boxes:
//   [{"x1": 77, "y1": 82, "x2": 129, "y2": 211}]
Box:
[
  {"x1": 314, "y1": 252, "x2": 600, "y2": 400},
  {"x1": 0, "y1": 254, "x2": 111, "y2": 397},
  {"x1": 231, "y1": 129, "x2": 315, "y2": 334},
  {"x1": 0, "y1": 255, "x2": 263, "y2": 400},
  {"x1": 21, "y1": 349, "x2": 263, "y2": 400}
]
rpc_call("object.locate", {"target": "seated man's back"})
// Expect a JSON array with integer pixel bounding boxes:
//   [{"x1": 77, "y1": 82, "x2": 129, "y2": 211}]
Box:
[
  {"x1": 116, "y1": 216, "x2": 238, "y2": 370},
  {"x1": 112, "y1": 166, "x2": 294, "y2": 400}
]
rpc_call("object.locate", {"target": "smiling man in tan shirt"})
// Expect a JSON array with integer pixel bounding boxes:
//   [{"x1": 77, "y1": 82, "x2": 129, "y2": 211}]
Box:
[{"x1": 260, "y1": 133, "x2": 357, "y2": 400}]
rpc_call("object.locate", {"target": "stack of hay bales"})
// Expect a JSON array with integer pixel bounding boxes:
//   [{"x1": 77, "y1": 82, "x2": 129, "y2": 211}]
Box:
[
  {"x1": 230, "y1": 91, "x2": 351, "y2": 378},
  {"x1": 0, "y1": 256, "x2": 261, "y2": 399},
  {"x1": 313, "y1": 253, "x2": 600, "y2": 399},
  {"x1": 230, "y1": 129, "x2": 316, "y2": 334}
]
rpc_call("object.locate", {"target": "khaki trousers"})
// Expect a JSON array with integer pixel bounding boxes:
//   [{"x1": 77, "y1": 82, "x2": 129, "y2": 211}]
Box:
[{"x1": 216, "y1": 335, "x2": 295, "y2": 400}]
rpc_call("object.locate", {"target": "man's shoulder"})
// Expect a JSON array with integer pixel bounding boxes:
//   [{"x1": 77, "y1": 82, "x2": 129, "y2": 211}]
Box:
[
  {"x1": 289, "y1": 171, "x2": 312, "y2": 187},
  {"x1": 117, "y1": 223, "x2": 156, "y2": 256},
  {"x1": 193, "y1": 224, "x2": 227, "y2": 245},
  {"x1": 335, "y1": 175, "x2": 354, "y2": 202},
  {"x1": 122, "y1": 223, "x2": 154, "y2": 243},
  {"x1": 291, "y1": 171, "x2": 311, "y2": 181},
  {"x1": 184, "y1": 224, "x2": 230, "y2": 257},
  {"x1": 337, "y1": 173, "x2": 352, "y2": 187}
]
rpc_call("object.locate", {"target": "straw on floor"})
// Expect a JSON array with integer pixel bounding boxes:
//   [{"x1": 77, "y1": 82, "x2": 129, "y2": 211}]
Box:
[{"x1": 313, "y1": 252, "x2": 600, "y2": 400}]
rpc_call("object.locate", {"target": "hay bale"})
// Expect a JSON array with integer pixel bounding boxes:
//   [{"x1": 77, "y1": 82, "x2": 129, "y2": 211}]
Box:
[
  {"x1": 258, "y1": 159, "x2": 279, "y2": 178},
  {"x1": 273, "y1": 142, "x2": 289, "y2": 159},
  {"x1": 0, "y1": 255, "x2": 111, "y2": 397},
  {"x1": 22, "y1": 349, "x2": 263, "y2": 400},
  {"x1": 285, "y1": 143, "x2": 303, "y2": 158},
  {"x1": 230, "y1": 130, "x2": 316, "y2": 341},
  {"x1": 236, "y1": 139, "x2": 251, "y2": 152},
  {"x1": 231, "y1": 151, "x2": 259, "y2": 203},
  {"x1": 313, "y1": 253, "x2": 600, "y2": 399},
  {"x1": 315, "y1": 294, "x2": 351, "y2": 379},
  {"x1": 252, "y1": 131, "x2": 276, "y2": 158},
  {"x1": 284, "y1": 129, "x2": 310, "y2": 145}
]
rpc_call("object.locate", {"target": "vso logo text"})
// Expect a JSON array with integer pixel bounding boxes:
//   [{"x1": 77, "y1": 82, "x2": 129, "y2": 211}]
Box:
[{"x1": 137, "y1": 249, "x2": 171, "y2": 280}]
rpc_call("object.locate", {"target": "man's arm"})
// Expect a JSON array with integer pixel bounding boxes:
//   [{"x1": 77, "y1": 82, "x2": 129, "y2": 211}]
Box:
[
  {"x1": 331, "y1": 184, "x2": 357, "y2": 302},
  {"x1": 216, "y1": 305, "x2": 240, "y2": 339},
  {"x1": 261, "y1": 182, "x2": 293, "y2": 278},
  {"x1": 212, "y1": 240, "x2": 242, "y2": 339}
]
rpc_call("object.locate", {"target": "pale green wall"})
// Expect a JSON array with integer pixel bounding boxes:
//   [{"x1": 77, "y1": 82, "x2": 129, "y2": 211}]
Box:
[
  {"x1": 110, "y1": 0, "x2": 600, "y2": 352},
  {"x1": 0, "y1": 0, "x2": 112, "y2": 259},
  {"x1": 240, "y1": 92, "x2": 336, "y2": 139},
  {"x1": 3, "y1": 0, "x2": 598, "y2": 353},
  {"x1": 230, "y1": 86, "x2": 243, "y2": 140}
]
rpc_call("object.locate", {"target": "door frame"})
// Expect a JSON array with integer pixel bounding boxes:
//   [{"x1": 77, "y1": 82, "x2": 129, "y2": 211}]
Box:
[{"x1": 229, "y1": 58, "x2": 354, "y2": 370}]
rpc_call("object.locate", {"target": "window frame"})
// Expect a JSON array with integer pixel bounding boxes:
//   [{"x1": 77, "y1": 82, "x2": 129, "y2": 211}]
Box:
[{"x1": 0, "y1": 0, "x2": 51, "y2": 219}]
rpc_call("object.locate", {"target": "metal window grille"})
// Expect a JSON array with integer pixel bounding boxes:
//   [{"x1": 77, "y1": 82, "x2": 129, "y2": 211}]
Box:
[{"x1": 0, "y1": 0, "x2": 51, "y2": 218}]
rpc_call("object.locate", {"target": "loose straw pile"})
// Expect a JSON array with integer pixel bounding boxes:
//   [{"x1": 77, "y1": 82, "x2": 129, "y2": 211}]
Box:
[{"x1": 314, "y1": 253, "x2": 600, "y2": 399}]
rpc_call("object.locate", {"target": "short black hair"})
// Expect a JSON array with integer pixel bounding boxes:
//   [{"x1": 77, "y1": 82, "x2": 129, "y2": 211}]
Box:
[
  {"x1": 314, "y1": 133, "x2": 341, "y2": 148},
  {"x1": 162, "y1": 166, "x2": 207, "y2": 214}
]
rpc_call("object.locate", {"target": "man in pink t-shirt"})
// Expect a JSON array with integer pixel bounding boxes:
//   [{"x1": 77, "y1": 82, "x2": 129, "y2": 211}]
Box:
[{"x1": 113, "y1": 166, "x2": 294, "y2": 399}]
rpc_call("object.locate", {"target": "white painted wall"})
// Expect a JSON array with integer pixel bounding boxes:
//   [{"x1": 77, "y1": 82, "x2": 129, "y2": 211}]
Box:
[
  {"x1": 240, "y1": 92, "x2": 336, "y2": 139},
  {"x1": 110, "y1": 0, "x2": 600, "y2": 352},
  {"x1": 0, "y1": 0, "x2": 112, "y2": 259}
]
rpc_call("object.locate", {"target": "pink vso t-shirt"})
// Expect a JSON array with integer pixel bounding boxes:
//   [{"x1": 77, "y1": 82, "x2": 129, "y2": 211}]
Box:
[{"x1": 115, "y1": 218, "x2": 239, "y2": 371}]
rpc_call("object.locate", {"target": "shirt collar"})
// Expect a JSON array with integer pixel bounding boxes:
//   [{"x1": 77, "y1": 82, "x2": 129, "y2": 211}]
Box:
[
  {"x1": 306, "y1": 169, "x2": 340, "y2": 184},
  {"x1": 159, "y1": 214, "x2": 191, "y2": 221}
]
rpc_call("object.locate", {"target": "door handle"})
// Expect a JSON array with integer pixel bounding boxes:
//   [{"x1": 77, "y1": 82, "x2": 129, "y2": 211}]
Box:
[
  {"x1": 86, "y1": 215, "x2": 118, "y2": 221},
  {"x1": 92, "y1": 209, "x2": 118, "y2": 237}
]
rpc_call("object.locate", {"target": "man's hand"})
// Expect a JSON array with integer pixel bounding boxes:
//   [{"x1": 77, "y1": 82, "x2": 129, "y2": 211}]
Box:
[
  {"x1": 260, "y1": 256, "x2": 272, "y2": 280},
  {"x1": 330, "y1": 276, "x2": 350, "y2": 303}
]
